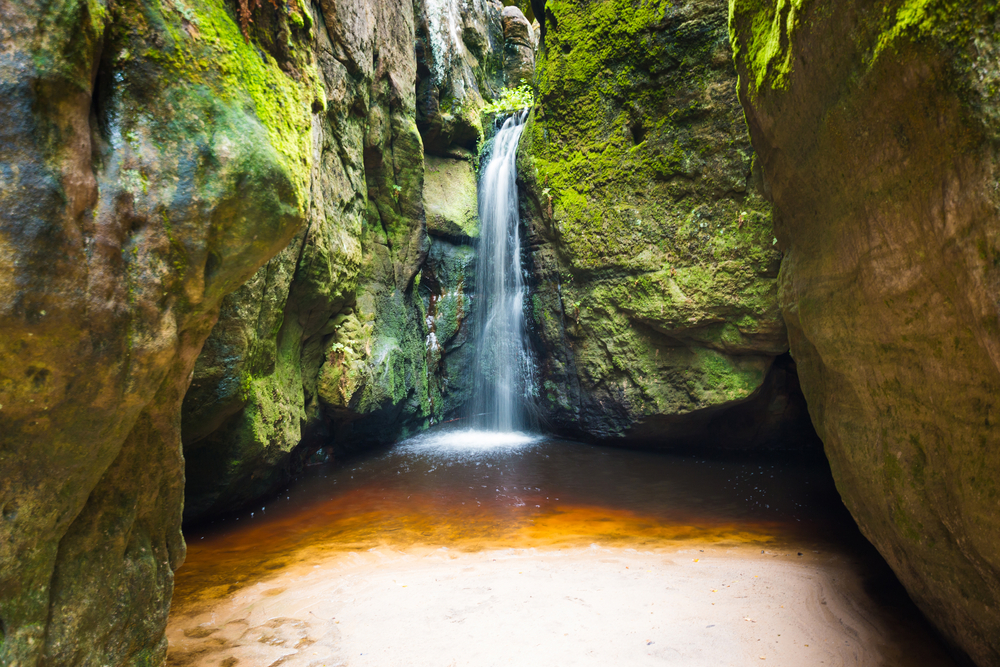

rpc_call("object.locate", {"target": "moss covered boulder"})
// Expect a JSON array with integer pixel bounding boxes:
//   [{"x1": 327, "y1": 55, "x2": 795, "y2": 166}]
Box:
[
  {"x1": 518, "y1": 0, "x2": 816, "y2": 448},
  {"x1": 424, "y1": 155, "x2": 480, "y2": 239},
  {"x1": 729, "y1": 0, "x2": 1000, "y2": 662},
  {"x1": 0, "y1": 0, "x2": 321, "y2": 662},
  {"x1": 178, "y1": 0, "x2": 400, "y2": 523}
]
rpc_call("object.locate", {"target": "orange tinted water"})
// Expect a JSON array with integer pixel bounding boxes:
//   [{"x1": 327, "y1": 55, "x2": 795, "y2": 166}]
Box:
[{"x1": 175, "y1": 430, "x2": 858, "y2": 611}]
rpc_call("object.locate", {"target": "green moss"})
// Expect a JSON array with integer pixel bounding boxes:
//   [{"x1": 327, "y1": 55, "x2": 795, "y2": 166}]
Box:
[
  {"x1": 731, "y1": 0, "x2": 1000, "y2": 100},
  {"x1": 135, "y1": 0, "x2": 320, "y2": 211},
  {"x1": 321, "y1": 285, "x2": 439, "y2": 424},
  {"x1": 696, "y1": 348, "x2": 762, "y2": 401},
  {"x1": 874, "y1": 0, "x2": 994, "y2": 56},
  {"x1": 424, "y1": 156, "x2": 480, "y2": 239},
  {"x1": 727, "y1": 0, "x2": 807, "y2": 96},
  {"x1": 32, "y1": 0, "x2": 108, "y2": 91},
  {"x1": 520, "y1": 0, "x2": 784, "y2": 431},
  {"x1": 526, "y1": 0, "x2": 775, "y2": 273}
]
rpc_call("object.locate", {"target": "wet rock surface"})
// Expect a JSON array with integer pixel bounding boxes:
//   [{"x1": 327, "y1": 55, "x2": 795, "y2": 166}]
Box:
[
  {"x1": 729, "y1": 1, "x2": 1000, "y2": 663},
  {"x1": 415, "y1": 0, "x2": 505, "y2": 155}
]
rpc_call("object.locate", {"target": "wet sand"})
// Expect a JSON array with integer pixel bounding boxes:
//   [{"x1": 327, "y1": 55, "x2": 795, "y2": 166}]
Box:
[{"x1": 167, "y1": 431, "x2": 958, "y2": 666}]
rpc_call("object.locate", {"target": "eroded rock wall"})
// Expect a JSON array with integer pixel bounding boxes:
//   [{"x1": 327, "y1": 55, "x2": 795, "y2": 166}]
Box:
[
  {"x1": 181, "y1": 0, "x2": 423, "y2": 522},
  {"x1": 180, "y1": 0, "x2": 506, "y2": 522},
  {"x1": 729, "y1": 1, "x2": 1000, "y2": 663},
  {"x1": 517, "y1": 0, "x2": 817, "y2": 448},
  {"x1": 0, "y1": 0, "x2": 322, "y2": 662},
  {"x1": 415, "y1": 0, "x2": 505, "y2": 155}
]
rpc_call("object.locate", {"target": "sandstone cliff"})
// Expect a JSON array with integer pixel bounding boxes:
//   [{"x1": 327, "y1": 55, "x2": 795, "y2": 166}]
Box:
[
  {"x1": 0, "y1": 0, "x2": 320, "y2": 662},
  {"x1": 180, "y1": 0, "x2": 511, "y2": 522},
  {"x1": 730, "y1": 0, "x2": 1000, "y2": 662}
]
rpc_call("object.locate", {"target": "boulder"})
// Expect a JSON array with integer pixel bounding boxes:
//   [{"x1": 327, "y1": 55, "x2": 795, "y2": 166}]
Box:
[
  {"x1": 729, "y1": 0, "x2": 1000, "y2": 663},
  {"x1": 502, "y1": 6, "x2": 535, "y2": 85},
  {"x1": 424, "y1": 155, "x2": 480, "y2": 240},
  {"x1": 181, "y1": 0, "x2": 512, "y2": 524}
]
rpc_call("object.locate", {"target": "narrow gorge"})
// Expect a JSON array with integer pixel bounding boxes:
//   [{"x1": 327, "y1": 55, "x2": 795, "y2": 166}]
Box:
[{"x1": 0, "y1": 0, "x2": 998, "y2": 665}]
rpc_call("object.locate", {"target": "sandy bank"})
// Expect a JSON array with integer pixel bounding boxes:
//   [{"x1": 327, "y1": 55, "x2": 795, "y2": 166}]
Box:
[{"x1": 167, "y1": 543, "x2": 955, "y2": 667}]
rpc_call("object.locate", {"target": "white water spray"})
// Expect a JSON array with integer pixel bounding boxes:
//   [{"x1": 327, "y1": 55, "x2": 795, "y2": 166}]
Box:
[{"x1": 471, "y1": 110, "x2": 535, "y2": 432}]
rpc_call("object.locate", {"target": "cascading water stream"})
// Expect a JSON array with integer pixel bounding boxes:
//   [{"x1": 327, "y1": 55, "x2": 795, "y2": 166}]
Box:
[{"x1": 471, "y1": 110, "x2": 535, "y2": 433}]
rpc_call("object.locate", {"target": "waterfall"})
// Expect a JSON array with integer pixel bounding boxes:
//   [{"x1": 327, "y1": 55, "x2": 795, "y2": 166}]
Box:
[{"x1": 471, "y1": 110, "x2": 534, "y2": 432}]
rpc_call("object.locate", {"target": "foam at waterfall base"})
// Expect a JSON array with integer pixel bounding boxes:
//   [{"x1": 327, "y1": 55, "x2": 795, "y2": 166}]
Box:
[{"x1": 397, "y1": 428, "x2": 542, "y2": 458}]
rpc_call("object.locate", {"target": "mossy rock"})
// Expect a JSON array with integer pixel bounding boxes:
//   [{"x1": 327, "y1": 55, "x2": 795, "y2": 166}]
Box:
[
  {"x1": 518, "y1": 0, "x2": 812, "y2": 448},
  {"x1": 0, "y1": 0, "x2": 320, "y2": 662},
  {"x1": 424, "y1": 155, "x2": 481, "y2": 240}
]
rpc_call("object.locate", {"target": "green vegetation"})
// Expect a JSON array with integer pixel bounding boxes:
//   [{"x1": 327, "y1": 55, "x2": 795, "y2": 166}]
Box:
[{"x1": 481, "y1": 83, "x2": 535, "y2": 116}]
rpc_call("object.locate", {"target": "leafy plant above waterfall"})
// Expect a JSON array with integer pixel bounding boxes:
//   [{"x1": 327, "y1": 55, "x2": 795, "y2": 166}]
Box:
[{"x1": 481, "y1": 83, "x2": 535, "y2": 116}]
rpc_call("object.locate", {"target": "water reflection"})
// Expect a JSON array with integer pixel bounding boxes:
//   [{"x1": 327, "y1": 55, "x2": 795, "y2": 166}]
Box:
[{"x1": 175, "y1": 429, "x2": 854, "y2": 610}]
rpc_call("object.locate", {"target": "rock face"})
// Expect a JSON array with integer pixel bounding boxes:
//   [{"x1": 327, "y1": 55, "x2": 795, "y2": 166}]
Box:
[
  {"x1": 181, "y1": 0, "x2": 502, "y2": 522},
  {"x1": 0, "y1": 0, "x2": 321, "y2": 663},
  {"x1": 729, "y1": 1, "x2": 1000, "y2": 663},
  {"x1": 517, "y1": 0, "x2": 817, "y2": 448},
  {"x1": 501, "y1": 6, "x2": 535, "y2": 85},
  {"x1": 181, "y1": 0, "x2": 425, "y2": 521},
  {"x1": 415, "y1": 0, "x2": 505, "y2": 155}
]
